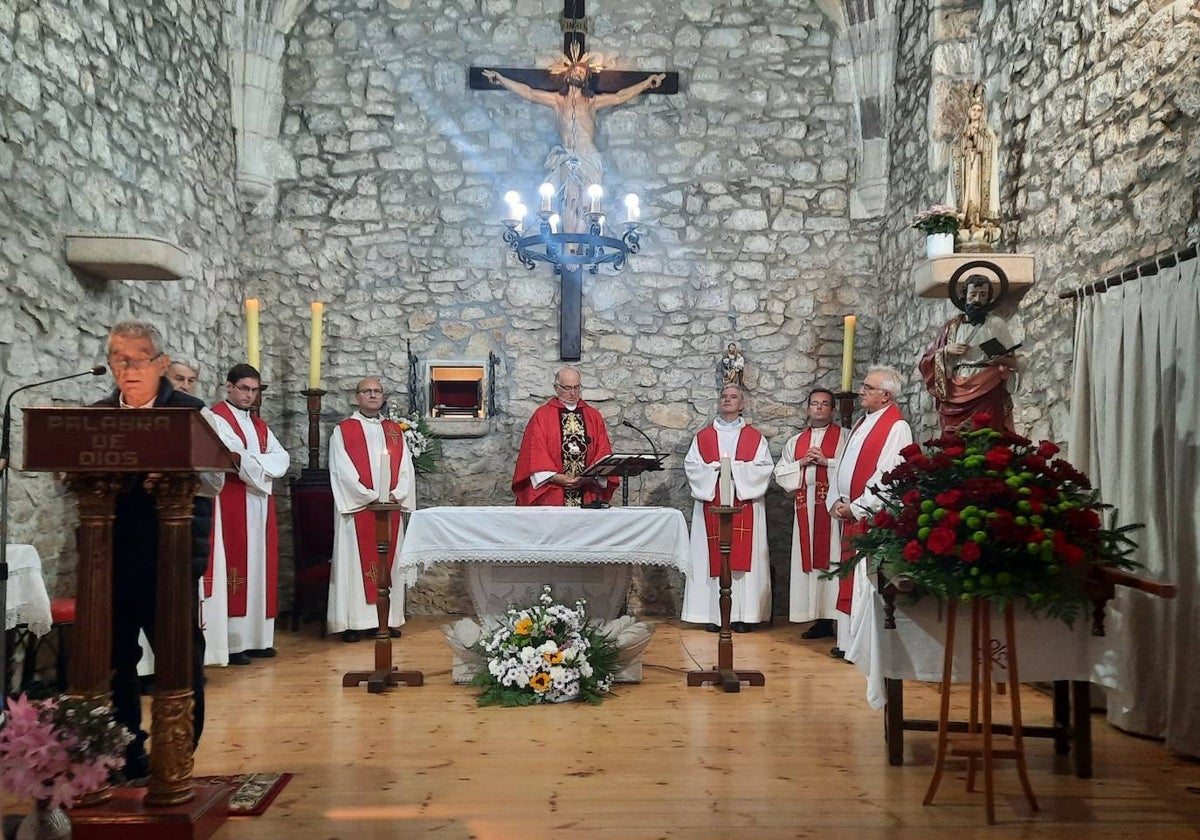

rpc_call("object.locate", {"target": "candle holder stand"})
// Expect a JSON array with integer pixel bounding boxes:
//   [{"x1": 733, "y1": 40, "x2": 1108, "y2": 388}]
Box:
[
  {"x1": 300, "y1": 388, "x2": 327, "y2": 470},
  {"x1": 686, "y1": 504, "x2": 765, "y2": 693},
  {"x1": 834, "y1": 390, "x2": 856, "y2": 430}
]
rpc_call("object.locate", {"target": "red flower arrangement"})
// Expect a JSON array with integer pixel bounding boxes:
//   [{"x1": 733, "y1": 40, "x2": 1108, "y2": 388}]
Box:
[{"x1": 839, "y1": 415, "x2": 1141, "y2": 625}]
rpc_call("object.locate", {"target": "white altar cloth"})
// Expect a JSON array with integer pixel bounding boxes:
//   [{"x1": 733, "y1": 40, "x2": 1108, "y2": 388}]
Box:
[
  {"x1": 401, "y1": 506, "x2": 690, "y2": 619},
  {"x1": 852, "y1": 584, "x2": 1118, "y2": 710},
  {"x1": 401, "y1": 506, "x2": 691, "y2": 571},
  {"x1": 5, "y1": 544, "x2": 53, "y2": 636}
]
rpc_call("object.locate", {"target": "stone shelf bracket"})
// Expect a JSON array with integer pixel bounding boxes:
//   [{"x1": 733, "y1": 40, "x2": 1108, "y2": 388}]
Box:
[
  {"x1": 65, "y1": 234, "x2": 194, "y2": 281},
  {"x1": 913, "y1": 253, "x2": 1036, "y2": 300}
]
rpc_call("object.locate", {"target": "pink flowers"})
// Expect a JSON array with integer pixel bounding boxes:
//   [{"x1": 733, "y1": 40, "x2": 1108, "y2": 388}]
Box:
[{"x1": 0, "y1": 694, "x2": 132, "y2": 810}]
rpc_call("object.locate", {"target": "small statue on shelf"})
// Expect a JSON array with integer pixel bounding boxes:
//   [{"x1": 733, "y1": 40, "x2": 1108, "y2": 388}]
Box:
[
  {"x1": 946, "y1": 82, "x2": 1001, "y2": 252},
  {"x1": 720, "y1": 342, "x2": 745, "y2": 387}
]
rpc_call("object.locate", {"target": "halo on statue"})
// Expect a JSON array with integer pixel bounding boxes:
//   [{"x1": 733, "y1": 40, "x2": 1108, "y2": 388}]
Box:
[{"x1": 948, "y1": 260, "x2": 1010, "y2": 313}]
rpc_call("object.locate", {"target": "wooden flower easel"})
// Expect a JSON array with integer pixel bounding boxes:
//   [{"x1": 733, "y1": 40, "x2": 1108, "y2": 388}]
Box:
[
  {"x1": 922, "y1": 598, "x2": 1036, "y2": 824},
  {"x1": 911, "y1": 567, "x2": 1176, "y2": 825}
]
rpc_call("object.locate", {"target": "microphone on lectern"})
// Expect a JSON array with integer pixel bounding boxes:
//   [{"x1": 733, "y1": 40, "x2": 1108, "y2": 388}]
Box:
[
  {"x1": 0, "y1": 365, "x2": 108, "y2": 469},
  {"x1": 621, "y1": 419, "x2": 658, "y2": 454}
]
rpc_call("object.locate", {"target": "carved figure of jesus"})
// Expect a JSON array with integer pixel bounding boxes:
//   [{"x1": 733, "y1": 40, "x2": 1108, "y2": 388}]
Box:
[{"x1": 482, "y1": 64, "x2": 665, "y2": 233}]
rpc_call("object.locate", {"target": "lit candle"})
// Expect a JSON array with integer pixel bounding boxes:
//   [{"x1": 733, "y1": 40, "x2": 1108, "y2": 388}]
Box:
[
  {"x1": 245, "y1": 298, "x2": 260, "y2": 370},
  {"x1": 587, "y1": 184, "x2": 603, "y2": 214},
  {"x1": 377, "y1": 447, "x2": 391, "y2": 504},
  {"x1": 624, "y1": 193, "x2": 640, "y2": 224},
  {"x1": 308, "y1": 302, "x2": 324, "y2": 389},
  {"x1": 539, "y1": 182, "x2": 554, "y2": 212},
  {"x1": 841, "y1": 314, "x2": 856, "y2": 393},
  {"x1": 719, "y1": 454, "x2": 733, "y2": 506}
]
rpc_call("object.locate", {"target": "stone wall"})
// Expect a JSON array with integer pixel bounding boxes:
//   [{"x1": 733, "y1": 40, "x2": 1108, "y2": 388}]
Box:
[
  {"x1": 247, "y1": 0, "x2": 882, "y2": 616},
  {"x1": 876, "y1": 0, "x2": 1199, "y2": 447},
  {"x1": 0, "y1": 0, "x2": 244, "y2": 596}
]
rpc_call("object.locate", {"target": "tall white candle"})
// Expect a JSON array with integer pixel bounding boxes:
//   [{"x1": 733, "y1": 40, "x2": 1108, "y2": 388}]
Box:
[
  {"x1": 377, "y1": 448, "x2": 391, "y2": 504},
  {"x1": 719, "y1": 454, "x2": 733, "y2": 506}
]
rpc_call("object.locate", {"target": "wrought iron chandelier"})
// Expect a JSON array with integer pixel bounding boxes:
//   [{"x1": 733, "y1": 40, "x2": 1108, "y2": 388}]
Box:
[{"x1": 501, "y1": 182, "x2": 642, "y2": 274}]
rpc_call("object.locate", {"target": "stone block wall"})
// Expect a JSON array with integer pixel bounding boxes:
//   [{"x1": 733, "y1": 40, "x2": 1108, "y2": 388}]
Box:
[
  {"x1": 876, "y1": 0, "x2": 1199, "y2": 448},
  {"x1": 0, "y1": 0, "x2": 243, "y2": 596},
  {"x1": 247, "y1": 0, "x2": 882, "y2": 616}
]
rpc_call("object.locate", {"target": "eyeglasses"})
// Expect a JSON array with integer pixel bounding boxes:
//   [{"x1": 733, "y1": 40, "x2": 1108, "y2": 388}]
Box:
[
  {"x1": 554, "y1": 383, "x2": 582, "y2": 393},
  {"x1": 232, "y1": 383, "x2": 261, "y2": 394},
  {"x1": 808, "y1": 400, "x2": 834, "y2": 408},
  {"x1": 859, "y1": 383, "x2": 887, "y2": 393},
  {"x1": 108, "y1": 353, "x2": 163, "y2": 371},
  {"x1": 357, "y1": 388, "x2": 384, "y2": 396}
]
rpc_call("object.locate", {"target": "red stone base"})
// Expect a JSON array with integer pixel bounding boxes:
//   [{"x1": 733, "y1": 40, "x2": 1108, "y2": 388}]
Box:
[{"x1": 69, "y1": 782, "x2": 230, "y2": 840}]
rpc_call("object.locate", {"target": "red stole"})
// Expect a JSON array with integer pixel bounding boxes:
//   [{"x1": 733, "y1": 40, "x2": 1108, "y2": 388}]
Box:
[
  {"x1": 697, "y1": 424, "x2": 763, "y2": 577},
  {"x1": 837, "y1": 403, "x2": 904, "y2": 614},
  {"x1": 339, "y1": 417, "x2": 405, "y2": 605},
  {"x1": 210, "y1": 401, "x2": 279, "y2": 618},
  {"x1": 793, "y1": 425, "x2": 842, "y2": 572}
]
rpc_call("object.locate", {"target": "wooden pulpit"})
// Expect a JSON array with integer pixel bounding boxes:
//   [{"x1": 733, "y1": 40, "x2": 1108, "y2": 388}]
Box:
[{"x1": 22, "y1": 407, "x2": 235, "y2": 839}]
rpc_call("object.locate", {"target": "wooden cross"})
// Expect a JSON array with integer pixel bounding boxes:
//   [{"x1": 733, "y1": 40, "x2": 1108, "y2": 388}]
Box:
[{"x1": 469, "y1": 0, "x2": 679, "y2": 361}]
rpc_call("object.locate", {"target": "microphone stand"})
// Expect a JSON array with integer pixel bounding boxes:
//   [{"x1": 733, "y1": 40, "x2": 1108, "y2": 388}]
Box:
[
  {"x1": 620, "y1": 420, "x2": 662, "y2": 507},
  {"x1": 1, "y1": 365, "x2": 106, "y2": 717}
]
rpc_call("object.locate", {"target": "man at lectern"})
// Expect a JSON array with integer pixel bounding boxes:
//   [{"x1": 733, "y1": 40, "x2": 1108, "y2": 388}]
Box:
[
  {"x1": 94, "y1": 320, "x2": 220, "y2": 780},
  {"x1": 511, "y1": 366, "x2": 618, "y2": 506},
  {"x1": 327, "y1": 378, "x2": 415, "y2": 643}
]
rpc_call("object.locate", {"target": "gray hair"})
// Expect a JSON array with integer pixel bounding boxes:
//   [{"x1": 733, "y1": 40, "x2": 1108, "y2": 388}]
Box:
[
  {"x1": 553, "y1": 366, "x2": 581, "y2": 386},
  {"x1": 169, "y1": 358, "x2": 200, "y2": 375},
  {"x1": 108, "y1": 320, "x2": 164, "y2": 355},
  {"x1": 719, "y1": 383, "x2": 745, "y2": 397},
  {"x1": 867, "y1": 364, "x2": 903, "y2": 400}
]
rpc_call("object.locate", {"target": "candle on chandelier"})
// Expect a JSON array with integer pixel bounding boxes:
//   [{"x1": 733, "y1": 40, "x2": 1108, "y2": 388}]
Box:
[
  {"x1": 624, "y1": 193, "x2": 640, "y2": 224},
  {"x1": 244, "y1": 298, "x2": 260, "y2": 370},
  {"x1": 841, "y1": 315, "x2": 857, "y2": 393},
  {"x1": 587, "y1": 184, "x2": 603, "y2": 214},
  {"x1": 309, "y1": 302, "x2": 324, "y2": 389},
  {"x1": 549, "y1": 213, "x2": 560, "y2": 234},
  {"x1": 503, "y1": 190, "x2": 521, "y2": 220},
  {"x1": 539, "y1": 182, "x2": 554, "y2": 212}
]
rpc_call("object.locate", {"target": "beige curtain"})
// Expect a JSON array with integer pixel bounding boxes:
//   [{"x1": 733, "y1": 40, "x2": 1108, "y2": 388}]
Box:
[{"x1": 1069, "y1": 251, "x2": 1200, "y2": 758}]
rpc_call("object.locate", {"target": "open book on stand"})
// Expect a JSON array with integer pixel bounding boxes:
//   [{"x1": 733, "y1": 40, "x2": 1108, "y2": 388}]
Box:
[{"x1": 580, "y1": 453, "x2": 667, "y2": 479}]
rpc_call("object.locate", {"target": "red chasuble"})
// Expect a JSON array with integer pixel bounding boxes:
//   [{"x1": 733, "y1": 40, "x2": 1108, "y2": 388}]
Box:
[
  {"x1": 793, "y1": 425, "x2": 842, "y2": 573},
  {"x1": 338, "y1": 417, "x2": 405, "y2": 605},
  {"x1": 511, "y1": 399, "x2": 618, "y2": 506},
  {"x1": 697, "y1": 424, "x2": 763, "y2": 577},
  {"x1": 836, "y1": 403, "x2": 904, "y2": 615},
  {"x1": 210, "y1": 401, "x2": 279, "y2": 618}
]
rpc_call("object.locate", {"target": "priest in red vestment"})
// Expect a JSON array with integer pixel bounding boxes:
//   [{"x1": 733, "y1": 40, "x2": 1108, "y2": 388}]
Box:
[
  {"x1": 774, "y1": 387, "x2": 846, "y2": 638},
  {"x1": 828, "y1": 365, "x2": 912, "y2": 662},
  {"x1": 327, "y1": 377, "x2": 415, "y2": 642},
  {"x1": 511, "y1": 367, "x2": 618, "y2": 506},
  {"x1": 209, "y1": 363, "x2": 291, "y2": 665},
  {"x1": 681, "y1": 384, "x2": 775, "y2": 632}
]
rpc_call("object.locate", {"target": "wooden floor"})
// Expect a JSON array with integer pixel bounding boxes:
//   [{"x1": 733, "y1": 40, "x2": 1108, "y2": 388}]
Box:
[{"x1": 7, "y1": 617, "x2": 1200, "y2": 838}]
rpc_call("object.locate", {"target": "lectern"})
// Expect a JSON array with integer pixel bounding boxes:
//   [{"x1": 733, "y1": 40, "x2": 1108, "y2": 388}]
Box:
[{"x1": 22, "y1": 407, "x2": 235, "y2": 840}]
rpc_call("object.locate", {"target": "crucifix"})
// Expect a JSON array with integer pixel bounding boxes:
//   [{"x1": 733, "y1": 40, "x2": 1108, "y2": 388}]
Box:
[{"x1": 470, "y1": 0, "x2": 679, "y2": 361}]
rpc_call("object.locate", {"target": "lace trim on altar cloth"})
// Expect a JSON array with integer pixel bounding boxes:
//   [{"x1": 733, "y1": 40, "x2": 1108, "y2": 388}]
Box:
[
  {"x1": 401, "y1": 549, "x2": 685, "y2": 569},
  {"x1": 5, "y1": 607, "x2": 52, "y2": 637}
]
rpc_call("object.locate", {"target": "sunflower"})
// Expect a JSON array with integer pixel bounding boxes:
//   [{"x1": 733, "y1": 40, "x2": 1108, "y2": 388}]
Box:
[
  {"x1": 514, "y1": 617, "x2": 534, "y2": 636},
  {"x1": 529, "y1": 672, "x2": 552, "y2": 692},
  {"x1": 543, "y1": 649, "x2": 565, "y2": 665}
]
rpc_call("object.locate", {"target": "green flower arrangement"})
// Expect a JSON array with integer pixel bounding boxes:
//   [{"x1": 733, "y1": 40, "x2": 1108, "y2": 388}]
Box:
[
  {"x1": 386, "y1": 406, "x2": 442, "y2": 475},
  {"x1": 838, "y1": 415, "x2": 1141, "y2": 626},
  {"x1": 912, "y1": 204, "x2": 961, "y2": 236}
]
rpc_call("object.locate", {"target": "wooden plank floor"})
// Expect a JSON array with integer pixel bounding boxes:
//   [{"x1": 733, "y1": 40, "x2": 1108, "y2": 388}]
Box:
[{"x1": 6, "y1": 617, "x2": 1200, "y2": 838}]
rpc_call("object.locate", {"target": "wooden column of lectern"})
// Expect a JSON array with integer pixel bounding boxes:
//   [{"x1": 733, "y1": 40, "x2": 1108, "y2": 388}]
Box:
[
  {"x1": 686, "y1": 504, "x2": 765, "y2": 692},
  {"x1": 22, "y1": 407, "x2": 235, "y2": 840},
  {"x1": 342, "y1": 502, "x2": 423, "y2": 693}
]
